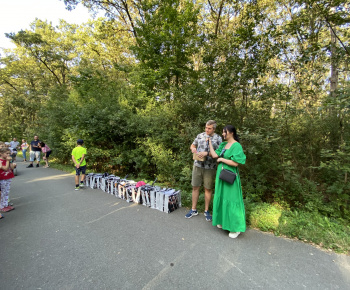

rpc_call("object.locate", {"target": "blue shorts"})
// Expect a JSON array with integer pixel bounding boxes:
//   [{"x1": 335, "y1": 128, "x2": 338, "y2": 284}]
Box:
[{"x1": 75, "y1": 165, "x2": 86, "y2": 176}]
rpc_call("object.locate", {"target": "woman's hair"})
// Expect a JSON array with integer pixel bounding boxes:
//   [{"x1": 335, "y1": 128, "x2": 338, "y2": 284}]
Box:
[
  {"x1": 40, "y1": 142, "x2": 45, "y2": 147},
  {"x1": 223, "y1": 125, "x2": 240, "y2": 142}
]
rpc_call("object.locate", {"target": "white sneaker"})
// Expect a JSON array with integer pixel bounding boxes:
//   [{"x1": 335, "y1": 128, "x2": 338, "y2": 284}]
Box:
[
  {"x1": 217, "y1": 224, "x2": 222, "y2": 229},
  {"x1": 228, "y1": 232, "x2": 241, "y2": 239}
]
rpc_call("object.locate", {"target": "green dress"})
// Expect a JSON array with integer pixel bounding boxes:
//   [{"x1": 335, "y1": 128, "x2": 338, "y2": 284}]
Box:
[{"x1": 212, "y1": 142, "x2": 246, "y2": 233}]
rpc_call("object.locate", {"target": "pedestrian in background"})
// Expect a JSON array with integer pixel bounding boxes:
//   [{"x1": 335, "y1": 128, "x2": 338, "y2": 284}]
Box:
[
  {"x1": 27, "y1": 135, "x2": 41, "y2": 168},
  {"x1": 72, "y1": 139, "x2": 87, "y2": 191},
  {"x1": 9, "y1": 138, "x2": 19, "y2": 161},
  {"x1": 39, "y1": 142, "x2": 52, "y2": 168},
  {"x1": 21, "y1": 139, "x2": 28, "y2": 162},
  {"x1": 0, "y1": 147, "x2": 16, "y2": 213}
]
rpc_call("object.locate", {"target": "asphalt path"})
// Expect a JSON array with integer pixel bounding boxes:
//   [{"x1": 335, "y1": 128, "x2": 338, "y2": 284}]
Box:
[{"x1": 0, "y1": 159, "x2": 350, "y2": 290}]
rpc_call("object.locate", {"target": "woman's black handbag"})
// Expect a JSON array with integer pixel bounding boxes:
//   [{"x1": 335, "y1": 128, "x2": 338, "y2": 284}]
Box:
[{"x1": 219, "y1": 164, "x2": 237, "y2": 184}]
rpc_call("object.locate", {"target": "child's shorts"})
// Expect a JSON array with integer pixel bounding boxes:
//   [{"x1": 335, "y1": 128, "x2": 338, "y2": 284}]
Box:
[{"x1": 75, "y1": 165, "x2": 86, "y2": 176}]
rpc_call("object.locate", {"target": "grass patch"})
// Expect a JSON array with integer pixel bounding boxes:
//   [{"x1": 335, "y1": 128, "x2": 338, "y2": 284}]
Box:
[
  {"x1": 46, "y1": 158, "x2": 76, "y2": 174},
  {"x1": 245, "y1": 200, "x2": 350, "y2": 255},
  {"x1": 277, "y1": 210, "x2": 350, "y2": 254},
  {"x1": 245, "y1": 202, "x2": 282, "y2": 231}
]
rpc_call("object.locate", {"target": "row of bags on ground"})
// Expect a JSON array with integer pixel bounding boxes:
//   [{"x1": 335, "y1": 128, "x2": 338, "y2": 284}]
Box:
[{"x1": 84, "y1": 173, "x2": 181, "y2": 213}]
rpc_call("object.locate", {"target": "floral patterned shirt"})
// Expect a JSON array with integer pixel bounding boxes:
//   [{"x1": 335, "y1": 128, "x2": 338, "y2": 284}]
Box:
[{"x1": 192, "y1": 132, "x2": 222, "y2": 169}]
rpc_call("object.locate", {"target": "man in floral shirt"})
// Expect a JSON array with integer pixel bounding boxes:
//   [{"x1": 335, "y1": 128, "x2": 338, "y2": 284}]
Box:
[{"x1": 186, "y1": 120, "x2": 222, "y2": 221}]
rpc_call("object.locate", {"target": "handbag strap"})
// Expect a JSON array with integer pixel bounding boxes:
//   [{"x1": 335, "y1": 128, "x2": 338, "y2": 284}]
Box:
[{"x1": 222, "y1": 163, "x2": 239, "y2": 175}]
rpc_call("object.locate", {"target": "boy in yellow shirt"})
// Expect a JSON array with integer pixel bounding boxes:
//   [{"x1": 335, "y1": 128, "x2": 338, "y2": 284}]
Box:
[{"x1": 72, "y1": 139, "x2": 87, "y2": 191}]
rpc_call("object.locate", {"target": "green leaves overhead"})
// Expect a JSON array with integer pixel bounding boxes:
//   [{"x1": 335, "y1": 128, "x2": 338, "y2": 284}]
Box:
[{"x1": 131, "y1": 0, "x2": 200, "y2": 93}]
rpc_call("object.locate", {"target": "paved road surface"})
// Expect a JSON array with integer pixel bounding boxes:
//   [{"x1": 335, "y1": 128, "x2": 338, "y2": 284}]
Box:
[{"x1": 0, "y1": 160, "x2": 349, "y2": 290}]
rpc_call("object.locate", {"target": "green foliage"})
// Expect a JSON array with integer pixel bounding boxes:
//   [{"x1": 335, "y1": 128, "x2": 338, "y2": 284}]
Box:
[
  {"x1": 245, "y1": 200, "x2": 350, "y2": 254},
  {"x1": 245, "y1": 202, "x2": 283, "y2": 231},
  {"x1": 277, "y1": 210, "x2": 350, "y2": 254}
]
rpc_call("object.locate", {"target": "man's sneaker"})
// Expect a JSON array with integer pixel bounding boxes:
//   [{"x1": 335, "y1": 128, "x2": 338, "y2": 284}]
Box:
[
  {"x1": 36, "y1": 164, "x2": 39, "y2": 168},
  {"x1": 204, "y1": 211, "x2": 212, "y2": 221},
  {"x1": 79, "y1": 183, "x2": 84, "y2": 188},
  {"x1": 27, "y1": 164, "x2": 33, "y2": 168},
  {"x1": 75, "y1": 186, "x2": 79, "y2": 191},
  {"x1": 185, "y1": 209, "x2": 198, "y2": 218}
]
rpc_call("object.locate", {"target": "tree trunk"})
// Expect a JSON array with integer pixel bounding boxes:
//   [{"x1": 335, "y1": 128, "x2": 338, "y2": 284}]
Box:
[{"x1": 330, "y1": 27, "x2": 338, "y2": 98}]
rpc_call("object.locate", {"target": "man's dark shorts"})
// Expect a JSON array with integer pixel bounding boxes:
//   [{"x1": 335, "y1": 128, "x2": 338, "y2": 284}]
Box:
[{"x1": 75, "y1": 165, "x2": 86, "y2": 176}]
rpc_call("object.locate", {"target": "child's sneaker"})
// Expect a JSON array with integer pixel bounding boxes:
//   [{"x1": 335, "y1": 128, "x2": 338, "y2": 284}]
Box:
[
  {"x1": 75, "y1": 186, "x2": 79, "y2": 191},
  {"x1": 204, "y1": 211, "x2": 212, "y2": 221},
  {"x1": 0, "y1": 207, "x2": 11, "y2": 212},
  {"x1": 79, "y1": 182, "x2": 84, "y2": 188},
  {"x1": 185, "y1": 209, "x2": 198, "y2": 218}
]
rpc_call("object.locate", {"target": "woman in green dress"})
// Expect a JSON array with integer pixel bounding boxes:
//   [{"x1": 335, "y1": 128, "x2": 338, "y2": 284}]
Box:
[{"x1": 208, "y1": 125, "x2": 246, "y2": 238}]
